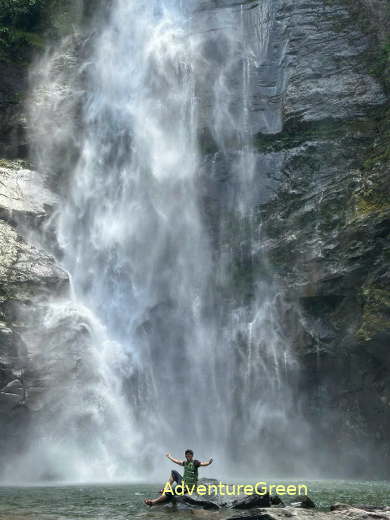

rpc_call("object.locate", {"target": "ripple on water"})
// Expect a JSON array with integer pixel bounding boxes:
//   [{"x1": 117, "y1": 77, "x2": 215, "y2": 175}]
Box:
[{"x1": 0, "y1": 481, "x2": 389, "y2": 520}]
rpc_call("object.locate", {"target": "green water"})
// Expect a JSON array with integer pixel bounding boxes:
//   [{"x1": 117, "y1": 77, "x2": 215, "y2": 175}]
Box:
[{"x1": 0, "y1": 481, "x2": 389, "y2": 520}]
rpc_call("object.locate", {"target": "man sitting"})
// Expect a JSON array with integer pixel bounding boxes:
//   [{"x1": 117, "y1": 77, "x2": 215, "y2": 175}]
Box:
[{"x1": 144, "y1": 449, "x2": 213, "y2": 506}]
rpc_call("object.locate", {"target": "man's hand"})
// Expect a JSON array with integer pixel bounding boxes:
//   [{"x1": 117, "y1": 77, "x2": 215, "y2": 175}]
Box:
[
  {"x1": 166, "y1": 453, "x2": 184, "y2": 466},
  {"x1": 200, "y1": 458, "x2": 213, "y2": 467}
]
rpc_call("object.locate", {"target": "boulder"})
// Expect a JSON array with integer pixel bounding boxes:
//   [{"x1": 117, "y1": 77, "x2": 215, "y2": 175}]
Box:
[
  {"x1": 271, "y1": 496, "x2": 285, "y2": 507},
  {"x1": 232, "y1": 493, "x2": 272, "y2": 509},
  {"x1": 181, "y1": 495, "x2": 220, "y2": 510},
  {"x1": 0, "y1": 159, "x2": 58, "y2": 224}
]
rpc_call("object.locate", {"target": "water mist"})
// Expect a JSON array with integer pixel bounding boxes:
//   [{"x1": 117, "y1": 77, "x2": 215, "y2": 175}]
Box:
[{"x1": 6, "y1": 0, "x2": 308, "y2": 483}]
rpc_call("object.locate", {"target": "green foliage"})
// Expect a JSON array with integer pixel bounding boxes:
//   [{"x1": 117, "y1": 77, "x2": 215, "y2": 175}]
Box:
[
  {"x1": 0, "y1": 0, "x2": 42, "y2": 21},
  {"x1": 357, "y1": 286, "x2": 390, "y2": 342},
  {"x1": 0, "y1": 0, "x2": 89, "y2": 62},
  {"x1": 0, "y1": 0, "x2": 47, "y2": 62}
]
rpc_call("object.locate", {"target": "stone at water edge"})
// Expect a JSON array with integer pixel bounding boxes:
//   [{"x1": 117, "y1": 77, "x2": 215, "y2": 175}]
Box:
[
  {"x1": 271, "y1": 495, "x2": 285, "y2": 506},
  {"x1": 290, "y1": 495, "x2": 316, "y2": 508},
  {"x1": 170, "y1": 495, "x2": 220, "y2": 510},
  {"x1": 228, "y1": 514, "x2": 276, "y2": 520},
  {"x1": 330, "y1": 504, "x2": 354, "y2": 511},
  {"x1": 331, "y1": 504, "x2": 390, "y2": 513},
  {"x1": 182, "y1": 495, "x2": 220, "y2": 510},
  {"x1": 232, "y1": 493, "x2": 272, "y2": 509}
]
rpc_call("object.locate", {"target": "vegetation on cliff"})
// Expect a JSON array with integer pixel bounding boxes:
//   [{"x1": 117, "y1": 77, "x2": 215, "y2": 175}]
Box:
[
  {"x1": 0, "y1": 0, "x2": 93, "y2": 63},
  {"x1": 0, "y1": 0, "x2": 47, "y2": 62}
]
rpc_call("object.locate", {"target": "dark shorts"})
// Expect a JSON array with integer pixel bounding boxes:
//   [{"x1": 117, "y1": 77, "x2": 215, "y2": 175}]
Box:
[
  {"x1": 163, "y1": 470, "x2": 184, "y2": 500},
  {"x1": 170, "y1": 470, "x2": 197, "y2": 493},
  {"x1": 171, "y1": 470, "x2": 183, "y2": 486}
]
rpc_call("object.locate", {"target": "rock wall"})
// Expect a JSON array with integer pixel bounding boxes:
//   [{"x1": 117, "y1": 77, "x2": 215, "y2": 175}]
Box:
[
  {"x1": 201, "y1": 0, "x2": 389, "y2": 476},
  {"x1": 0, "y1": 159, "x2": 68, "y2": 464},
  {"x1": 0, "y1": 63, "x2": 28, "y2": 158},
  {"x1": 254, "y1": 0, "x2": 390, "y2": 475}
]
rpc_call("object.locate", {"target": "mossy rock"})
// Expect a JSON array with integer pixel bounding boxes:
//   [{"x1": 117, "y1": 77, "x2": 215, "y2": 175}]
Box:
[
  {"x1": 357, "y1": 285, "x2": 390, "y2": 341},
  {"x1": 0, "y1": 158, "x2": 29, "y2": 169},
  {"x1": 349, "y1": 187, "x2": 390, "y2": 222}
]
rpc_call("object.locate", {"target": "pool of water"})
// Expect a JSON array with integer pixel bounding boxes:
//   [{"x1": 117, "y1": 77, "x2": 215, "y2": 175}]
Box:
[{"x1": 0, "y1": 481, "x2": 389, "y2": 520}]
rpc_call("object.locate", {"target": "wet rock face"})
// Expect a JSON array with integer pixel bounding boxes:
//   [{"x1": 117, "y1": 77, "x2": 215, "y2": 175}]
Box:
[
  {"x1": 0, "y1": 63, "x2": 28, "y2": 159},
  {"x1": 281, "y1": 0, "x2": 385, "y2": 121},
  {"x1": 0, "y1": 159, "x2": 68, "y2": 462},
  {"x1": 202, "y1": 0, "x2": 389, "y2": 475},
  {"x1": 354, "y1": 0, "x2": 390, "y2": 42},
  {"x1": 253, "y1": 0, "x2": 390, "y2": 475}
]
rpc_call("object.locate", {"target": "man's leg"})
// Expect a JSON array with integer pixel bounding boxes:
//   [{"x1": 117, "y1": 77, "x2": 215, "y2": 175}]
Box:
[
  {"x1": 144, "y1": 469, "x2": 183, "y2": 507},
  {"x1": 159, "y1": 469, "x2": 182, "y2": 492},
  {"x1": 144, "y1": 494, "x2": 171, "y2": 506}
]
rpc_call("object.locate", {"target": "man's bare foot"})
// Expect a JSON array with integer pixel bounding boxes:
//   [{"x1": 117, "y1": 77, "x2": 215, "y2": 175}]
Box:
[{"x1": 144, "y1": 498, "x2": 153, "y2": 506}]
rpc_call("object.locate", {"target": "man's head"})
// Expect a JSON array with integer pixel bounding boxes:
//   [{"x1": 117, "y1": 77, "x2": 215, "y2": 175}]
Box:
[{"x1": 185, "y1": 449, "x2": 194, "y2": 461}]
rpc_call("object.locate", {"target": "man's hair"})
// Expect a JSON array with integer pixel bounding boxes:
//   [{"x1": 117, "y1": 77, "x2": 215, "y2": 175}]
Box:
[{"x1": 185, "y1": 449, "x2": 194, "y2": 456}]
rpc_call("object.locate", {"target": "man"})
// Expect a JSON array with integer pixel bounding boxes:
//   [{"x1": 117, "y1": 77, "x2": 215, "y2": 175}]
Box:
[{"x1": 144, "y1": 449, "x2": 213, "y2": 506}]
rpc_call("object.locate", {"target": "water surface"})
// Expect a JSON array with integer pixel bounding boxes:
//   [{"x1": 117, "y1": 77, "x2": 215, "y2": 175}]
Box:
[{"x1": 0, "y1": 481, "x2": 389, "y2": 519}]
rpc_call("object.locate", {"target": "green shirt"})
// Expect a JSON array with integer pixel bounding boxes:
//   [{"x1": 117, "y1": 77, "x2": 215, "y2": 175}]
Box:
[{"x1": 183, "y1": 460, "x2": 200, "y2": 487}]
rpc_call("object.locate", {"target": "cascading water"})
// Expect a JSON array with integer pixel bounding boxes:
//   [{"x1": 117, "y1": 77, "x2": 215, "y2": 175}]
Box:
[{"x1": 8, "y1": 0, "x2": 308, "y2": 483}]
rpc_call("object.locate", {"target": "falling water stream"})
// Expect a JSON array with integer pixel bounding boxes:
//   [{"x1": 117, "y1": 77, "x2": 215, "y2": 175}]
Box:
[{"x1": 9, "y1": 0, "x2": 307, "y2": 483}]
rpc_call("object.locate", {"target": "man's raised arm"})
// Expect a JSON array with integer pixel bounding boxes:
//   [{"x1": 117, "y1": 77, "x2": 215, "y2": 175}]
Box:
[
  {"x1": 166, "y1": 453, "x2": 184, "y2": 465},
  {"x1": 199, "y1": 458, "x2": 213, "y2": 467}
]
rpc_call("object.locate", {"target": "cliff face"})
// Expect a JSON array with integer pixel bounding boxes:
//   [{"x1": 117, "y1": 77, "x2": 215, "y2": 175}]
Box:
[
  {"x1": 255, "y1": 0, "x2": 390, "y2": 474},
  {"x1": 201, "y1": 0, "x2": 390, "y2": 475},
  {"x1": 0, "y1": 159, "x2": 68, "y2": 462},
  {"x1": 0, "y1": 0, "x2": 389, "y2": 478}
]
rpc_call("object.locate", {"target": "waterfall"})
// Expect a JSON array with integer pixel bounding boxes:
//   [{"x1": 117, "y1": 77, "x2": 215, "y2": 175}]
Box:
[{"x1": 9, "y1": 0, "x2": 307, "y2": 483}]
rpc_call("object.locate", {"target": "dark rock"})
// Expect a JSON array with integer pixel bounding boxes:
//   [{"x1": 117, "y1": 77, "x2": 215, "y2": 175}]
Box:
[
  {"x1": 169, "y1": 495, "x2": 219, "y2": 510},
  {"x1": 0, "y1": 63, "x2": 28, "y2": 159},
  {"x1": 291, "y1": 496, "x2": 316, "y2": 509},
  {"x1": 232, "y1": 493, "x2": 272, "y2": 509},
  {"x1": 228, "y1": 514, "x2": 275, "y2": 520},
  {"x1": 331, "y1": 504, "x2": 353, "y2": 511},
  {"x1": 182, "y1": 495, "x2": 220, "y2": 510},
  {"x1": 271, "y1": 496, "x2": 285, "y2": 506}
]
